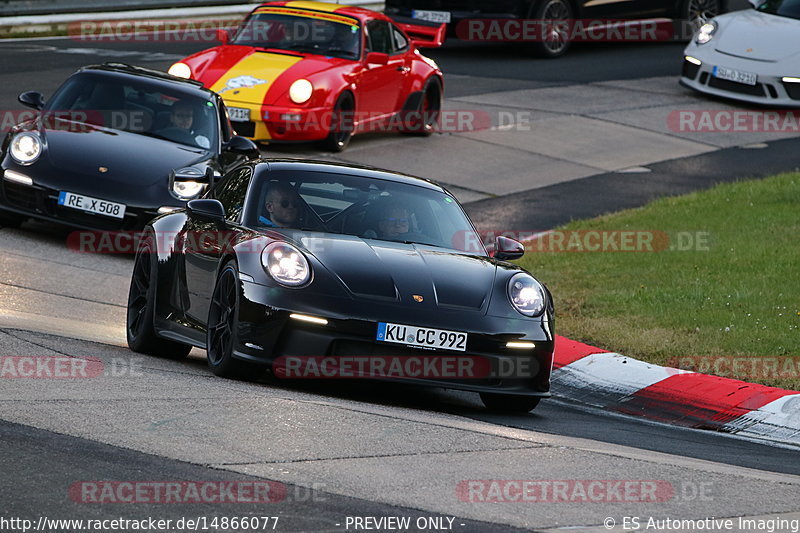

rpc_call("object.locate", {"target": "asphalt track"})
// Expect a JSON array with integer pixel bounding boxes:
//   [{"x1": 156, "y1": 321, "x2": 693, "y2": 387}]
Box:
[{"x1": 1, "y1": 34, "x2": 799, "y2": 532}]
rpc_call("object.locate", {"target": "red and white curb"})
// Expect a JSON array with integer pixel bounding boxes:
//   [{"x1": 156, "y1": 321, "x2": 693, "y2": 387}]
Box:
[{"x1": 551, "y1": 336, "x2": 800, "y2": 447}]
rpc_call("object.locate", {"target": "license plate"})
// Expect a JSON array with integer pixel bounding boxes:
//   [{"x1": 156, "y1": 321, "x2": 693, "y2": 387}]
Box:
[
  {"x1": 228, "y1": 107, "x2": 250, "y2": 121},
  {"x1": 377, "y1": 322, "x2": 467, "y2": 352},
  {"x1": 713, "y1": 66, "x2": 757, "y2": 86},
  {"x1": 58, "y1": 191, "x2": 126, "y2": 219},
  {"x1": 412, "y1": 10, "x2": 451, "y2": 23}
]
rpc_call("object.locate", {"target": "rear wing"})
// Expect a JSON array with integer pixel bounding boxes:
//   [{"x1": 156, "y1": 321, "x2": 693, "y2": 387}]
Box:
[{"x1": 388, "y1": 15, "x2": 446, "y2": 48}]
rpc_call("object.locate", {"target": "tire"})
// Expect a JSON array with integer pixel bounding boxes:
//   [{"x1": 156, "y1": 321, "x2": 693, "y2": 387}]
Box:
[
  {"x1": 126, "y1": 236, "x2": 192, "y2": 359},
  {"x1": 320, "y1": 93, "x2": 354, "y2": 152},
  {"x1": 527, "y1": 0, "x2": 574, "y2": 59},
  {"x1": 681, "y1": 0, "x2": 721, "y2": 36},
  {"x1": 400, "y1": 79, "x2": 442, "y2": 137},
  {"x1": 480, "y1": 392, "x2": 541, "y2": 413},
  {"x1": 206, "y1": 261, "x2": 263, "y2": 379},
  {"x1": 0, "y1": 211, "x2": 25, "y2": 229}
]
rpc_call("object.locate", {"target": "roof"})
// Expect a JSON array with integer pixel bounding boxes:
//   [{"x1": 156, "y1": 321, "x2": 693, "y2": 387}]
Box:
[
  {"x1": 77, "y1": 63, "x2": 215, "y2": 98},
  {"x1": 253, "y1": 158, "x2": 445, "y2": 192},
  {"x1": 255, "y1": 1, "x2": 387, "y2": 23}
]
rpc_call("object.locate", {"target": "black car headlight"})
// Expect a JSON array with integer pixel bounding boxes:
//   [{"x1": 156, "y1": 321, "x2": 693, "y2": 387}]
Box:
[
  {"x1": 261, "y1": 242, "x2": 311, "y2": 287},
  {"x1": 507, "y1": 273, "x2": 546, "y2": 317},
  {"x1": 10, "y1": 132, "x2": 42, "y2": 165},
  {"x1": 695, "y1": 21, "x2": 717, "y2": 45}
]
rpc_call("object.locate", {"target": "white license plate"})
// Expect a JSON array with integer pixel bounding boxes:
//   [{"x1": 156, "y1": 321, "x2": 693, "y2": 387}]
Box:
[
  {"x1": 713, "y1": 66, "x2": 757, "y2": 86},
  {"x1": 228, "y1": 107, "x2": 250, "y2": 121},
  {"x1": 412, "y1": 10, "x2": 451, "y2": 23},
  {"x1": 57, "y1": 191, "x2": 126, "y2": 219},
  {"x1": 377, "y1": 322, "x2": 467, "y2": 352}
]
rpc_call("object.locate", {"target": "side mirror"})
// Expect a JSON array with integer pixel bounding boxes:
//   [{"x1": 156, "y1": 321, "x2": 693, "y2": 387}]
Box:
[
  {"x1": 19, "y1": 91, "x2": 45, "y2": 110},
  {"x1": 187, "y1": 199, "x2": 226, "y2": 223},
  {"x1": 494, "y1": 236, "x2": 525, "y2": 261},
  {"x1": 216, "y1": 28, "x2": 230, "y2": 44},
  {"x1": 223, "y1": 135, "x2": 259, "y2": 159},
  {"x1": 365, "y1": 52, "x2": 389, "y2": 66}
]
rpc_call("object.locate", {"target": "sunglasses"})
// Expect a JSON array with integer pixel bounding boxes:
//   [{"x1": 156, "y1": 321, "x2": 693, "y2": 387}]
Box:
[
  {"x1": 383, "y1": 217, "x2": 409, "y2": 224},
  {"x1": 278, "y1": 200, "x2": 297, "y2": 209}
]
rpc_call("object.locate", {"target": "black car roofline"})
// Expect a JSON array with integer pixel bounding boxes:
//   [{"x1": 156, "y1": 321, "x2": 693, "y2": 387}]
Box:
[{"x1": 80, "y1": 63, "x2": 206, "y2": 89}]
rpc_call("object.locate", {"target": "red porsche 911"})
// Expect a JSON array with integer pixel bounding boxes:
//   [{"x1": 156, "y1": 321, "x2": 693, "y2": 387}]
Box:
[{"x1": 168, "y1": 1, "x2": 445, "y2": 151}]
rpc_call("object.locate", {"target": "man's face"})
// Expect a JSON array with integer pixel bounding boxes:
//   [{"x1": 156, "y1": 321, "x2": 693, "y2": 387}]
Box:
[
  {"x1": 380, "y1": 208, "x2": 410, "y2": 238},
  {"x1": 267, "y1": 192, "x2": 299, "y2": 227},
  {"x1": 172, "y1": 106, "x2": 193, "y2": 130}
]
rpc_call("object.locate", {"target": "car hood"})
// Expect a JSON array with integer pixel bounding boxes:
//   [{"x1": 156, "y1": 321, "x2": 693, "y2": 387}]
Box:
[
  {"x1": 194, "y1": 46, "x2": 350, "y2": 106},
  {"x1": 40, "y1": 119, "x2": 209, "y2": 187},
  {"x1": 301, "y1": 235, "x2": 497, "y2": 311},
  {"x1": 714, "y1": 11, "x2": 800, "y2": 62}
]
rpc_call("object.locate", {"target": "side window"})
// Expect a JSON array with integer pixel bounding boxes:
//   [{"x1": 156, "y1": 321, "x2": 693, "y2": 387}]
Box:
[
  {"x1": 391, "y1": 25, "x2": 408, "y2": 54},
  {"x1": 366, "y1": 20, "x2": 392, "y2": 54},
  {"x1": 212, "y1": 166, "x2": 251, "y2": 223}
]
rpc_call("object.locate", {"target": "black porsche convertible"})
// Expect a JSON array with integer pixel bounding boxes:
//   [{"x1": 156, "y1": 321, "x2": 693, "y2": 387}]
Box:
[
  {"x1": 0, "y1": 63, "x2": 258, "y2": 231},
  {"x1": 126, "y1": 159, "x2": 554, "y2": 412}
]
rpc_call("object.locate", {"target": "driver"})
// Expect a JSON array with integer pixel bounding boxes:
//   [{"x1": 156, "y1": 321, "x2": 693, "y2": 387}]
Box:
[
  {"x1": 169, "y1": 100, "x2": 194, "y2": 131},
  {"x1": 259, "y1": 181, "x2": 301, "y2": 228},
  {"x1": 161, "y1": 100, "x2": 210, "y2": 148},
  {"x1": 378, "y1": 205, "x2": 411, "y2": 239}
]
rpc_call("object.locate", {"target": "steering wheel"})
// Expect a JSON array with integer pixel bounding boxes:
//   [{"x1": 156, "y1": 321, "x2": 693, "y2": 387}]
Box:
[{"x1": 157, "y1": 126, "x2": 196, "y2": 146}]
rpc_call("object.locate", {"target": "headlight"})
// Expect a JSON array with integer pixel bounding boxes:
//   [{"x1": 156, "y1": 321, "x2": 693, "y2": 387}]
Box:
[
  {"x1": 289, "y1": 79, "x2": 313, "y2": 104},
  {"x1": 696, "y1": 22, "x2": 716, "y2": 45},
  {"x1": 168, "y1": 62, "x2": 192, "y2": 79},
  {"x1": 9, "y1": 132, "x2": 42, "y2": 165},
  {"x1": 172, "y1": 180, "x2": 204, "y2": 200},
  {"x1": 507, "y1": 273, "x2": 546, "y2": 317},
  {"x1": 261, "y1": 242, "x2": 311, "y2": 287}
]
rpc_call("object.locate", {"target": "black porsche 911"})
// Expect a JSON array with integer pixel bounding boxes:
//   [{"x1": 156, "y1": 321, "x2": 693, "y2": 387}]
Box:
[
  {"x1": 0, "y1": 63, "x2": 258, "y2": 231},
  {"x1": 385, "y1": 0, "x2": 727, "y2": 57},
  {"x1": 126, "y1": 159, "x2": 555, "y2": 413}
]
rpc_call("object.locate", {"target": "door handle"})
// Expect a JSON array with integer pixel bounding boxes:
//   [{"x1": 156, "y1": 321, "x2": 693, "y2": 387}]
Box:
[{"x1": 396, "y1": 66, "x2": 410, "y2": 73}]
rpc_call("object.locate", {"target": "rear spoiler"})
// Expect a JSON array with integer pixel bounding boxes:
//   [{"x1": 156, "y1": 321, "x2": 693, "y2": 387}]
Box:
[{"x1": 388, "y1": 15, "x2": 446, "y2": 48}]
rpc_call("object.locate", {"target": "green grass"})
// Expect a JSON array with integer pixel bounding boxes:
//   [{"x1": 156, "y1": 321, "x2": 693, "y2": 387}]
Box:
[{"x1": 518, "y1": 173, "x2": 800, "y2": 390}]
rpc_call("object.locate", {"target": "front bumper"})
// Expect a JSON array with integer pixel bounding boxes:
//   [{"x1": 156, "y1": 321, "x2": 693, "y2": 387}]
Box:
[
  {"x1": 680, "y1": 55, "x2": 800, "y2": 108},
  {"x1": 227, "y1": 102, "x2": 332, "y2": 144},
  {"x1": 0, "y1": 167, "x2": 173, "y2": 230},
  {"x1": 233, "y1": 280, "x2": 554, "y2": 396}
]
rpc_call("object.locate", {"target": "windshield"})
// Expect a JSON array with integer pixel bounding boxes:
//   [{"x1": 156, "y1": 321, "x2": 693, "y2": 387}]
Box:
[
  {"x1": 231, "y1": 7, "x2": 361, "y2": 60},
  {"x1": 756, "y1": 0, "x2": 800, "y2": 19},
  {"x1": 244, "y1": 170, "x2": 486, "y2": 255},
  {"x1": 45, "y1": 72, "x2": 218, "y2": 150}
]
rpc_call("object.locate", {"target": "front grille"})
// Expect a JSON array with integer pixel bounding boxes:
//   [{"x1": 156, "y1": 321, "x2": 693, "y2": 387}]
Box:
[
  {"x1": 53, "y1": 205, "x2": 127, "y2": 231},
  {"x1": 783, "y1": 81, "x2": 800, "y2": 100},
  {"x1": 231, "y1": 121, "x2": 255, "y2": 138},
  {"x1": 3, "y1": 182, "x2": 39, "y2": 210},
  {"x1": 708, "y1": 77, "x2": 766, "y2": 97},
  {"x1": 329, "y1": 339, "x2": 504, "y2": 385}
]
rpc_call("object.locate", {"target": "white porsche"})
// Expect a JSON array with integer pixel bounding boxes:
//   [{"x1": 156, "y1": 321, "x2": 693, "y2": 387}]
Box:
[{"x1": 681, "y1": 0, "x2": 800, "y2": 106}]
